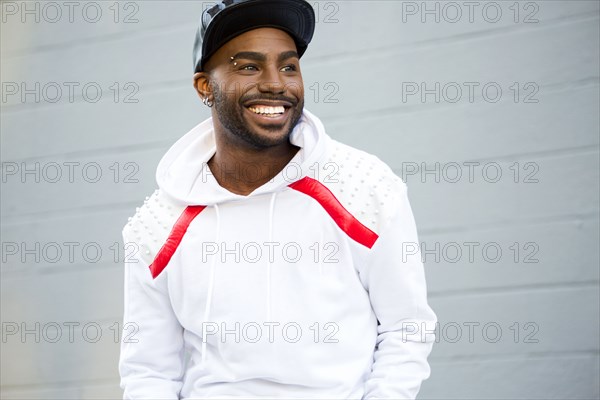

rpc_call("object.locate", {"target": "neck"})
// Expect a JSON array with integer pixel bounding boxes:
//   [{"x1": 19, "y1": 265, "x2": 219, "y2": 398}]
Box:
[{"x1": 208, "y1": 134, "x2": 300, "y2": 196}]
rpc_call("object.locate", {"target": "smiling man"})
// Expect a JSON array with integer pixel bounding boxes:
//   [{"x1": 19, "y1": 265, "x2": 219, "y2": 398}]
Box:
[
  {"x1": 119, "y1": 1, "x2": 437, "y2": 399},
  {"x1": 198, "y1": 27, "x2": 305, "y2": 195}
]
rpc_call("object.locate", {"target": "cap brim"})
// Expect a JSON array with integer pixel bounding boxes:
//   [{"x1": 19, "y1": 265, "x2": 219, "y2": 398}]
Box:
[{"x1": 197, "y1": 0, "x2": 315, "y2": 72}]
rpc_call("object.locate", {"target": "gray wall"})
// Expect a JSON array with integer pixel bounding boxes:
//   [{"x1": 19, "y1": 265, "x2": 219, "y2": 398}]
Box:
[{"x1": 1, "y1": 1, "x2": 598, "y2": 398}]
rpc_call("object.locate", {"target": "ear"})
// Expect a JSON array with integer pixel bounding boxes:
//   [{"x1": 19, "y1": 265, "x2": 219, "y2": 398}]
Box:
[{"x1": 193, "y1": 72, "x2": 212, "y2": 99}]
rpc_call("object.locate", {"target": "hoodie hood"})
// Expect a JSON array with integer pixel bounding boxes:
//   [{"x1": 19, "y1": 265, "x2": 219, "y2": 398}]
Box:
[{"x1": 156, "y1": 109, "x2": 328, "y2": 206}]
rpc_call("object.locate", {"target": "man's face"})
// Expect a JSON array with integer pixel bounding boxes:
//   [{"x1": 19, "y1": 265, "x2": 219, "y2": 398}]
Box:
[{"x1": 201, "y1": 28, "x2": 305, "y2": 149}]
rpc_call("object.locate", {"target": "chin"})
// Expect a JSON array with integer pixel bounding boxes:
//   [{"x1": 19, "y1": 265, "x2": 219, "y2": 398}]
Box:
[
  {"x1": 246, "y1": 131, "x2": 291, "y2": 149},
  {"x1": 245, "y1": 120, "x2": 295, "y2": 148}
]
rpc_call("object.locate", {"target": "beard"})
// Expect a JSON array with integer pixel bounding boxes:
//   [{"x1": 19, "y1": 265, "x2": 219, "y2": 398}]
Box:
[{"x1": 211, "y1": 83, "x2": 304, "y2": 149}]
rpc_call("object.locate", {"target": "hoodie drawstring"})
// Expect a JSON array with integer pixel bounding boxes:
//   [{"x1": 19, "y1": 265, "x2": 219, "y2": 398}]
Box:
[
  {"x1": 201, "y1": 194, "x2": 276, "y2": 364},
  {"x1": 201, "y1": 203, "x2": 220, "y2": 365},
  {"x1": 267, "y1": 192, "x2": 277, "y2": 321}
]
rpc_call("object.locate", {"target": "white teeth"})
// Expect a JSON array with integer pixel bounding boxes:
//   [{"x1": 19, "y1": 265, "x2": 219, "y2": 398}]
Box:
[{"x1": 249, "y1": 106, "x2": 285, "y2": 115}]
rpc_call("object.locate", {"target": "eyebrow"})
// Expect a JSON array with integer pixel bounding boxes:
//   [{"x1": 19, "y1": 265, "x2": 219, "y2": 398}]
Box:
[
  {"x1": 230, "y1": 51, "x2": 300, "y2": 64},
  {"x1": 277, "y1": 51, "x2": 300, "y2": 63}
]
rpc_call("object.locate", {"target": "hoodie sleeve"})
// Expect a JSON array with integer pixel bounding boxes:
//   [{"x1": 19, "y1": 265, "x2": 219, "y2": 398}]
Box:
[
  {"x1": 361, "y1": 183, "x2": 437, "y2": 400},
  {"x1": 119, "y1": 234, "x2": 185, "y2": 399}
]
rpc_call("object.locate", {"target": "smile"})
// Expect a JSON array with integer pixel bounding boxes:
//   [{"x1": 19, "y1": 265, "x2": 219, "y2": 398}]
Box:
[{"x1": 248, "y1": 105, "x2": 286, "y2": 117}]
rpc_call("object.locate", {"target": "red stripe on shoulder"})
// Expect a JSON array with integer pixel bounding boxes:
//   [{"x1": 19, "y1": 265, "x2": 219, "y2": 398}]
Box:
[
  {"x1": 289, "y1": 177, "x2": 379, "y2": 248},
  {"x1": 149, "y1": 205, "x2": 206, "y2": 279}
]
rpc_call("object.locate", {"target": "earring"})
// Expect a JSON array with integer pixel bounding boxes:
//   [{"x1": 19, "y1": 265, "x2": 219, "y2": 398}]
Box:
[{"x1": 203, "y1": 97, "x2": 213, "y2": 107}]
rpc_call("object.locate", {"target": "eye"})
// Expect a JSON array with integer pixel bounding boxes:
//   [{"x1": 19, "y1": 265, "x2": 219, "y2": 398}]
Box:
[
  {"x1": 239, "y1": 64, "x2": 259, "y2": 71},
  {"x1": 280, "y1": 65, "x2": 297, "y2": 72}
]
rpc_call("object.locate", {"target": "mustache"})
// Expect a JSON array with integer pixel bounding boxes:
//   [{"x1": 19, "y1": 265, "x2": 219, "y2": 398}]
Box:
[{"x1": 240, "y1": 94, "x2": 299, "y2": 106}]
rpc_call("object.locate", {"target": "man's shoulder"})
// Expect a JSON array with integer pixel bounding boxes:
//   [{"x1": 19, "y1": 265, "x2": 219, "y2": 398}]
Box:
[
  {"x1": 325, "y1": 138, "x2": 405, "y2": 191},
  {"x1": 316, "y1": 139, "x2": 407, "y2": 236},
  {"x1": 327, "y1": 139, "x2": 398, "y2": 173},
  {"x1": 122, "y1": 189, "x2": 187, "y2": 265}
]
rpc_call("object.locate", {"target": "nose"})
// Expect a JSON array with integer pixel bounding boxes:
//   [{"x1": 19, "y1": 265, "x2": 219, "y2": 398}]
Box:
[{"x1": 257, "y1": 66, "x2": 285, "y2": 94}]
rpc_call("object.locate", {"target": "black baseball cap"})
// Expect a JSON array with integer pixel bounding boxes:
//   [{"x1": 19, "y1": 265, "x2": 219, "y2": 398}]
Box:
[{"x1": 193, "y1": 0, "x2": 316, "y2": 73}]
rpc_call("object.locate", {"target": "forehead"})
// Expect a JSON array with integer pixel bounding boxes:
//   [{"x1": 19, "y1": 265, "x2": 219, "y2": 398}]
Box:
[{"x1": 219, "y1": 27, "x2": 297, "y2": 56}]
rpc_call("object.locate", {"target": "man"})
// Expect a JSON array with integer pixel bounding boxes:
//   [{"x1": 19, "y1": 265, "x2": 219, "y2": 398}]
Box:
[{"x1": 119, "y1": 1, "x2": 437, "y2": 399}]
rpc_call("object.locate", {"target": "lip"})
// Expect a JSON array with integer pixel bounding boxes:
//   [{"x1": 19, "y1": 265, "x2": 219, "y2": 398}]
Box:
[
  {"x1": 243, "y1": 99, "x2": 293, "y2": 108},
  {"x1": 244, "y1": 104, "x2": 290, "y2": 124}
]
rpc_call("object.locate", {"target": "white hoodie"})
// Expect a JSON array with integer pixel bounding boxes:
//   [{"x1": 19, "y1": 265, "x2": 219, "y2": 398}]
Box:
[{"x1": 119, "y1": 110, "x2": 437, "y2": 399}]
